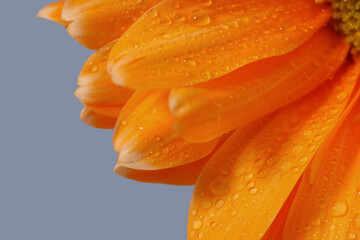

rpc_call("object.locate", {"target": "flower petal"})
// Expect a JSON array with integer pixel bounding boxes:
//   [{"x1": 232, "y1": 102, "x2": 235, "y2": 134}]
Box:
[
  {"x1": 170, "y1": 27, "x2": 350, "y2": 142},
  {"x1": 283, "y1": 90, "x2": 360, "y2": 238},
  {"x1": 113, "y1": 90, "x2": 219, "y2": 170},
  {"x1": 114, "y1": 133, "x2": 231, "y2": 185},
  {"x1": 108, "y1": 0, "x2": 331, "y2": 89},
  {"x1": 187, "y1": 59, "x2": 360, "y2": 240},
  {"x1": 62, "y1": 0, "x2": 163, "y2": 49},
  {"x1": 37, "y1": 1, "x2": 69, "y2": 26},
  {"x1": 80, "y1": 107, "x2": 117, "y2": 129},
  {"x1": 75, "y1": 40, "x2": 134, "y2": 118},
  {"x1": 261, "y1": 179, "x2": 301, "y2": 240}
]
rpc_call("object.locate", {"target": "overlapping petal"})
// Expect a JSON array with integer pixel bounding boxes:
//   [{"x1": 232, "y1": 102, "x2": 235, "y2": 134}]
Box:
[
  {"x1": 283, "y1": 85, "x2": 360, "y2": 239},
  {"x1": 114, "y1": 133, "x2": 231, "y2": 185},
  {"x1": 170, "y1": 27, "x2": 350, "y2": 142},
  {"x1": 187, "y1": 58, "x2": 360, "y2": 240},
  {"x1": 80, "y1": 107, "x2": 117, "y2": 129},
  {"x1": 113, "y1": 90, "x2": 219, "y2": 170},
  {"x1": 62, "y1": 0, "x2": 163, "y2": 49},
  {"x1": 75, "y1": 40, "x2": 134, "y2": 118},
  {"x1": 108, "y1": 0, "x2": 331, "y2": 89}
]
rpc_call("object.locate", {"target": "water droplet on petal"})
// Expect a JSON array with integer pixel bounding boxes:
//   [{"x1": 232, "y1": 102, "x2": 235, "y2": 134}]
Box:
[{"x1": 328, "y1": 201, "x2": 348, "y2": 217}]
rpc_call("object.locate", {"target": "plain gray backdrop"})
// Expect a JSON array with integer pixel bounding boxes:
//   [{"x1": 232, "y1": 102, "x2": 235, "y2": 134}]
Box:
[{"x1": 0, "y1": 1, "x2": 192, "y2": 239}]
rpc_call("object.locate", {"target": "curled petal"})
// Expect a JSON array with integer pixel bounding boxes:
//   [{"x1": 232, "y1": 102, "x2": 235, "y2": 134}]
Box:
[
  {"x1": 170, "y1": 27, "x2": 349, "y2": 142},
  {"x1": 188, "y1": 59, "x2": 360, "y2": 240},
  {"x1": 75, "y1": 40, "x2": 134, "y2": 118},
  {"x1": 113, "y1": 90, "x2": 219, "y2": 170},
  {"x1": 108, "y1": 0, "x2": 331, "y2": 89},
  {"x1": 37, "y1": 1, "x2": 69, "y2": 26},
  {"x1": 80, "y1": 107, "x2": 117, "y2": 129},
  {"x1": 62, "y1": 0, "x2": 163, "y2": 49}
]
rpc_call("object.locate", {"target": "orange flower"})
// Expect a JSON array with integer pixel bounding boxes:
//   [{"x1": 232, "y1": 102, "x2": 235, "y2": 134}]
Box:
[{"x1": 38, "y1": 0, "x2": 360, "y2": 239}]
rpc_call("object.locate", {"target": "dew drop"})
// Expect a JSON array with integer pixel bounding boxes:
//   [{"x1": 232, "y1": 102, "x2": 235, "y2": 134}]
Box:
[
  {"x1": 348, "y1": 232, "x2": 357, "y2": 240},
  {"x1": 336, "y1": 91, "x2": 348, "y2": 104},
  {"x1": 191, "y1": 9, "x2": 210, "y2": 26},
  {"x1": 311, "y1": 218, "x2": 321, "y2": 227},
  {"x1": 147, "y1": 8, "x2": 158, "y2": 18},
  {"x1": 328, "y1": 201, "x2": 348, "y2": 217},
  {"x1": 249, "y1": 188, "x2": 258, "y2": 195},
  {"x1": 91, "y1": 65, "x2": 98, "y2": 72},
  {"x1": 192, "y1": 220, "x2": 203, "y2": 230},
  {"x1": 215, "y1": 199, "x2": 225, "y2": 208},
  {"x1": 210, "y1": 180, "x2": 229, "y2": 195},
  {"x1": 234, "y1": 167, "x2": 246, "y2": 176},
  {"x1": 200, "y1": 0, "x2": 212, "y2": 6}
]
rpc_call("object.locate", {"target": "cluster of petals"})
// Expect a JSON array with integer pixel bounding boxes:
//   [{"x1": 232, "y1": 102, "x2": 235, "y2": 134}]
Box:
[{"x1": 38, "y1": 0, "x2": 360, "y2": 239}]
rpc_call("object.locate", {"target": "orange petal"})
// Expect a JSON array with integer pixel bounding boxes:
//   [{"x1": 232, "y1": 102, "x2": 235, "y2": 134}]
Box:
[
  {"x1": 283, "y1": 90, "x2": 360, "y2": 238},
  {"x1": 114, "y1": 133, "x2": 231, "y2": 185},
  {"x1": 108, "y1": 0, "x2": 331, "y2": 89},
  {"x1": 170, "y1": 27, "x2": 350, "y2": 142},
  {"x1": 62, "y1": 0, "x2": 163, "y2": 49},
  {"x1": 113, "y1": 90, "x2": 219, "y2": 170},
  {"x1": 37, "y1": 1, "x2": 69, "y2": 27},
  {"x1": 75, "y1": 40, "x2": 134, "y2": 118},
  {"x1": 261, "y1": 178, "x2": 301, "y2": 240},
  {"x1": 80, "y1": 107, "x2": 117, "y2": 129},
  {"x1": 187, "y1": 59, "x2": 360, "y2": 240}
]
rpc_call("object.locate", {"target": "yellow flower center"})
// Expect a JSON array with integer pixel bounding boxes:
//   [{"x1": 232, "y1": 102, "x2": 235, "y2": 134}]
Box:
[{"x1": 317, "y1": 0, "x2": 360, "y2": 54}]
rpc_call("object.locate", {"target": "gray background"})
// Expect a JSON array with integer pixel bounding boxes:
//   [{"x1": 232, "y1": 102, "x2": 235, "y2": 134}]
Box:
[{"x1": 0, "y1": 1, "x2": 192, "y2": 239}]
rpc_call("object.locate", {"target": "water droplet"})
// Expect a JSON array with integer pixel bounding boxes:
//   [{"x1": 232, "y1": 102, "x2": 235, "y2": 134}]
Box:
[
  {"x1": 215, "y1": 199, "x2": 225, "y2": 208},
  {"x1": 245, "y1": 173, "x2": 253, "y2": 181},
  {"x1": 210, "y1": 180, "x2": 229, "y2": 195},
  {"x1": 200, "y1": 0, "x2": 212, "y2": 6},
  {"x1": 267, "y1": 155, "x2": 280, "y2": 166},
  {"x1": 311, "y1": 218, "x2": 321, "y2": 227},
  {"x1": 193, "y1": 220, "x2": 203, "y2": 230},
  {"x1": 348, "y1": 232, "x2": 356, "y2": 239},
  {"x1": 121, "y1": 120, "x2": 127, "y2": 126},
  {"x1": 201, "y1": 200, "x2": 212, "y2": 209},
  {"x1": 249, "y1": 188, "x2": 258, "y2": 195},
  {"x1": 184, "y1": 59, "x2": 197, "y2": 67},
  {"x1": 336, "y1": 91, "x2": 348, "y2": 104},
  {"x1": 290, "y1": 144, "x2": 304, "y2": 156},
  {"x1": 91, "y1": 65, "x2": 98, "y2": 72},
  {"x1": 328, "y1": 201, "x2": 348, "y2": 217},
  {"x1": 191, "y1": 9, "x2": 210, "y2": 26},
  {"x1": 220, "y1": 164, "x2": 231, "y2": 175},
  {"x1": 147, "y1": 8, "x2": 158, "y2": 18},
  {"x1": 234, "y1": 167, "x2": 246, "y2": 176}
]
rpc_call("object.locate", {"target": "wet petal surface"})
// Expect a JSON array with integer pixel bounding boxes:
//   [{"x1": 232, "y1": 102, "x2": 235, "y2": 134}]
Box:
[
  {"x1": 170, "y1": 27, "x2": 349, "y2": 142},
  {"x1": 108, "y1": 0, "x2": 331, "y2": 89},
  {"x1": 113, "y1": 90, "x2": 219, "y2": 170},
  {"x1": 188, "y1": 59, "x2": 360, "y2": 240}
]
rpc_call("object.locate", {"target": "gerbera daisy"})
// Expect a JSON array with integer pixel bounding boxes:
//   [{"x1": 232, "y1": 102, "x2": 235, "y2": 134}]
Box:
[{"x1": 38, "y1": 0, "x2": 360, "y2": 239}]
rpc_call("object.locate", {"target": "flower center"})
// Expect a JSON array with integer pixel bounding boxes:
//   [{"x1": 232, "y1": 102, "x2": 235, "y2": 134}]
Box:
[{"x1": 317, "y1": 0, "x2": 360, "y2": 54}]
